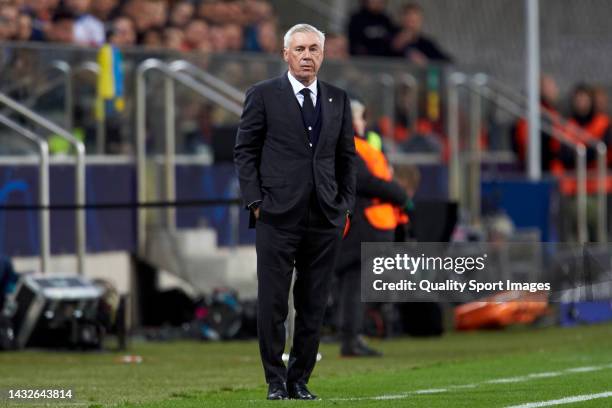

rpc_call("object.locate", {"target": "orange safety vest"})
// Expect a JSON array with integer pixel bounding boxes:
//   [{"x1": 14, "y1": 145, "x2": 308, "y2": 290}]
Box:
[
  {"x1": 354, "y1": 137, "x2": 403, "y2": 230},
  {"x1": 567, "y1": 113, "x2": 610, "y2": 161},
  {"x1": 514, "y1": 106, "x2": 564, "y2": 174},
  {"x1": 559, "y1": 113, "x2": 612, "y2": 195},
  {"x1": 377, "y1": 117, "x2": 437, "y2": 143}
]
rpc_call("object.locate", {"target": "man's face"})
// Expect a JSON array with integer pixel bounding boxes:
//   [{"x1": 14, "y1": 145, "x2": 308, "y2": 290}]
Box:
[
  {"x1": 170, "y1": 2, "x2": 193, "y2": 27},
  {"x1": 224, "y1": 23, "x2": 243, "y2": 51},
  {"x1": 112, "y1": 17, "x2": 136, "y2": 46},
  {"x1": 283, "y1": 31, "x2": 324, "y2": 85},
  {"x1": 365, "y1": 0, "x2": 386, "y2": 13},
  {"x1": 540, "y1": 76, "x2": 559, "y2": 105},
  {"x1": 18, "y1": 14, "x2": 32, "y2": 41},
  {"x1": 66, "y1": 0, "x2": 90, "y2": 15},
  {"x1": 0, "y1": 6, "x2": 19, "y2": 39},
  {"x1": 50, "y1": 19, "x2": 74, "y2": 42},
  {"x1": 91, "y1": 0, "x2": 118, "y2": 19},
  {"x1": 403, "y1": 10, "x2": 423, "y2": 33},
  {"x1": 573, "y1": 91, "x2": 592, "y2": 115}
]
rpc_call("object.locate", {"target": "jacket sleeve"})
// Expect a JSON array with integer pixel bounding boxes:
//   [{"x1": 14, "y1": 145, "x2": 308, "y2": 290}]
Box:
[
  {"x1": 356, "y1": 156, "x2": 408, "y2": 205},
  {"x1": 336, "y1": 91, "x2": 357, "y2": 215},
  {"x1": 234, "y1": 85, "x2": 266, "y2": 208}
]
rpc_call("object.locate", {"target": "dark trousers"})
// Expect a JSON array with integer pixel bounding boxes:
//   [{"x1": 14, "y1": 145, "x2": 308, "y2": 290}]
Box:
[
  {"x1": 335, "y1": 214, "x2": 394, "y2": 342},
  {"x1": 255, "y1": 193, "x2": 342, "y2": 385}
]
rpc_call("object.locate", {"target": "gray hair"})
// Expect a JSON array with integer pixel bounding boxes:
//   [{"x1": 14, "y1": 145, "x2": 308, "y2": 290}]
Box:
[
  {"x1": 283, "y1": 23, "x2": 325, "y2": 50},
  {"x1": 350, "y1": 99, "x2": 365, "y2": 117}
]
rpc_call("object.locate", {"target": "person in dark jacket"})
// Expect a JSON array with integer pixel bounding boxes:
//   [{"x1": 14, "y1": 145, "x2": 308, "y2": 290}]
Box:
[
  {"x1": 391, "y1": 3, "x2": 452, "y2": 65},
  {"x1": 335, "y1": 100, "x2": 412, "y2": 357},
  {"x1": 560, "y1": 84, "x2": 612, "y2": 168},
  {"x1": 348, "y1": 0, "x2": 397, "y2": 57}
]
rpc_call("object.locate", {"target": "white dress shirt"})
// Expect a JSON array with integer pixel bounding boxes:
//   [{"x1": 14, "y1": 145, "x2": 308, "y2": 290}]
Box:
[{"x1": 287, "y1": 71, "x2": 318, "y2": 107}]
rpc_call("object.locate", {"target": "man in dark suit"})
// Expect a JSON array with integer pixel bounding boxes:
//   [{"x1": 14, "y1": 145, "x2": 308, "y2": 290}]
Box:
[{"x1": 234, "y1": 23, "x2": 356, "y2": 400}]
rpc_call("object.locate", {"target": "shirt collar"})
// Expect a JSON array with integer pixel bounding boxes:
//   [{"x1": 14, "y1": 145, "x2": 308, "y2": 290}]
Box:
[{"x1": 287, "y1": 71, "x2": 317, "y2": 98}]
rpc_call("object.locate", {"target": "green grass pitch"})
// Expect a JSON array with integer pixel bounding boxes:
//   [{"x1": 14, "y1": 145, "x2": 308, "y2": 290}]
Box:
[{"x1": 1, "y1": 323, "x2": 612, "y2": 407}]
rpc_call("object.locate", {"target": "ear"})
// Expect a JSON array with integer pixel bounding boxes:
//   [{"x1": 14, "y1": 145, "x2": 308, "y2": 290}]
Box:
[{"x1": 282, "y1": 47, "x2": 289, "y2": 62}]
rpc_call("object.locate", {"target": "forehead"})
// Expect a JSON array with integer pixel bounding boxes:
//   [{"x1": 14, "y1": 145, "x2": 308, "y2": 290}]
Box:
[{"x1": 288, "y1": 31, "x2": 322, "y2": 48}]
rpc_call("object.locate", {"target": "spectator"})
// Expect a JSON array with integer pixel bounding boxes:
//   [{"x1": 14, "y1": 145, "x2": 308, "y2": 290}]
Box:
[
  {"x1": 24, "y1": 0, "x2": 58, "y2": 35},
  {"x1": 90, "y1": 0, "x2": 119, "y2": 21},
  {"x1": 255, "y1": 19, "x2": 279, "y2": 54},
  {"x1": 593, "y1": 85, "x2": 609, "y2": 115},
  {"x1": 224, "y1": 23, "x2": 244, "y2": 51},
  {"x1": 348, "y1": 0, "x2": 396, "y2": 57},
  {"x1": 183, "y1": 19, "x2": 209, "y2": 51},
  {"x1": 164, "y1": 27, "x2": 185, "y2": 51},
  {"x1": 199, "y1": 0, "x2": 245, "y2": 25},
  {"x1": 24, "y1": 0, "x2": 57, "y2": 22},
  {"x1": 242, "y1": 0, "x2": 275, "y2": 51},
  {"x1": 142, "y1": 28, "x2": 163, "y2": 49},
  {"x1": 243, "y1": 0, "x2": 274, "y2": 24},
  {"x1": 559, "y1": 84, "x2": 612, "y2": 242},
  {"x1": 512, "y1": 75, "x2": 564, "y2": 173},
  {"x1": 391, "y1": 3, "x2": 452, "y2": 64},
  {"x1": 17, "y1": 13, "x2": 33, "y2": 41},
  {"x1": 146, "y1": 0, "x2": 168, "y2": 29},
  {"x1": 169, "y1": 1, "x2": 194, "y2": 28},
  {"x1": 561, "y1": 84, "x2": 612, "y2": 168},
  {"x1": 122, "y1": 0, "x2": 156, "y2": 40},
  {"x1": 0, "y1": 4, "x2": 19, "y2": 40},
  {"x1": 46, "y1": 9, "x2": 75, "y2": 43},
  {"x1": 209, "y1": 24, "x2": 228, "y2": 52},
  {"x1": 325, "y1": 33, "x2": 349, "y2": 60},
  {"x1": 108, "y1": 16, "x2": 136, "y2": 47},
  {"x1": 65, "y1": 0, "x2": 105, "y2": 46}
]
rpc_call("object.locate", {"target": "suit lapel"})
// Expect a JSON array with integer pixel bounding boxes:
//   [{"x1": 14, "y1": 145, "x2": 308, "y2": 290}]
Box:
[{"x1": 315, "y1": 81, "x2": 332, "y2": 157}]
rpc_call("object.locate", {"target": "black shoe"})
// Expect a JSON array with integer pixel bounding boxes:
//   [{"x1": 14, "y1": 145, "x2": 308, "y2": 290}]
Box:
[
  {"x1": 287, "y1": 382, "x2": 318, "y2": 400},
  {"x1": 267, "y1": 383, "x2": 288, "y2": 400},
  {"x1": 341, "y1": 338, "x2": 383, "y2": 357}
]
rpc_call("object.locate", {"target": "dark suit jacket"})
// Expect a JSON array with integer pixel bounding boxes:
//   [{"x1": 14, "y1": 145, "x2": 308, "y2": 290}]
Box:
[{"x1": 234, "y1": 73, "x2": 356, "y2": 228}]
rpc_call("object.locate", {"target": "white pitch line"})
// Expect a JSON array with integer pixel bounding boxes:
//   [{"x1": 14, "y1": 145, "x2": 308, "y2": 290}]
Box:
[
  {"x1": 505, "y1": 391, "x2": 612, "y2": 408},
  {"x1": 564, "y1": 366, "x2": 601, "y2": 373},
  {"x1": 413, "y1": 388, "x2": 448, "y2": 394},
  {"x1": 327, "y1": 363, "x2": 612, "y2": 403}
]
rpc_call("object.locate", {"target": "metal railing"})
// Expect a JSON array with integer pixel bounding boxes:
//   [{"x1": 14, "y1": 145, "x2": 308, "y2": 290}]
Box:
[
  {"x1": 135, "y1": 58, "x2": 244, "y2": 254},
  {"x1": 2, "y1": 59, "x2": 106, "y2": 155},
  {"x1": 74, "y1": 62, "x2": 103, "y2": 154},
  {"x1": 448, "y1": 73, "x2": 588, "y2": 243},
  {"x1": 0, "y1": 93, "x2": 86, "y2": 273},
  {"x1": 483, "y1": 75, "x2": 607, "y2": 242},
  {"x1": 52, "y1": 61, "x2": 104, "y2": 153},
  {"x1": 169, "y1": 60, "x2": 245, "y2": 104},
  {"x1": 378, "y1": 73, "x2": 419, "y2": 147},
  {"x1": 401, "y1": 73, "x2": 419, "y2": 135},
  {"x1": 50, "y1": 60, "x2": 73, "y2": 131},
  {"x1": 0, "y1": 114, "x2": 50, "y2": 273},
  {"x1": 446, "y1": 72, "x2": 465, "y2": 203}
]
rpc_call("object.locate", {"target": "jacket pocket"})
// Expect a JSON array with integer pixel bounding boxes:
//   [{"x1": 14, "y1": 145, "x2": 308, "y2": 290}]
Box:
[{"x1": 260, "y1": 176, "x2": 286, "y2": 188}]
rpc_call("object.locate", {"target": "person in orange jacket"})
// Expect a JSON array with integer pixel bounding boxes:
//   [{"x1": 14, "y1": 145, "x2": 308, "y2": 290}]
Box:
[
  {"x1": 560, "y1": 84, "x2": 612, "y2": 168},
  {"x1": 334, "y1": 99, "x2": 413, "y2": 357},
  {"x1": 512, "y1": 75, "x2": 564, "y2": 173}
]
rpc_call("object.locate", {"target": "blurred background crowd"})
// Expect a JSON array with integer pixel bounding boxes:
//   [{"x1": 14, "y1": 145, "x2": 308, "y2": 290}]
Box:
[
  {"x1": 0, "y1": 0, "x2": 456, "y2": 62},
  {"x1": 1, "y1": 0, "x2": 608, "y2": 159}
]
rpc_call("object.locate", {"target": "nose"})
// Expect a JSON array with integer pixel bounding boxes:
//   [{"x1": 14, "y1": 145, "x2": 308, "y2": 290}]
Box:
[{"x1": 302, "y1": 49, "x2": 312, "y2": 59}]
